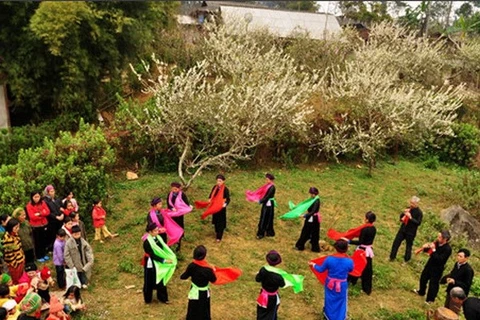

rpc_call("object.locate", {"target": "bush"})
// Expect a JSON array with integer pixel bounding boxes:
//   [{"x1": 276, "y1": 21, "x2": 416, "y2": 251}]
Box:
[
  {"x1": 0, "y1": 120, "x2": 115, "y2": 217},
  {"x1": 0, "y1": 116, "x2": 81, "y2": 165},
  {"x1": 435, "y1": 122, "x2": 480, "y2": 167}
]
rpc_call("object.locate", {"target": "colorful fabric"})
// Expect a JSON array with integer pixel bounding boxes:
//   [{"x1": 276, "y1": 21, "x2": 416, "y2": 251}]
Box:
[
  {"x1": 91, "y1": 206, "x2": 106, "y2": 228},
  {"x1": 0, "y1": 273, "x2": 11, "y2": 285},
  {"x1": 167, "y1": 191, "x2": 193, "y2": 217},
  {"x1": 195, "y1": 184, "x2": 226, "y2": 220},
  {"x1": 245, "y1": 183, "x2": 273, "y2": 203},
  {"x1": 19, "y1": 292, "x2": 41, "y2": 315},
  {"x1": 309, "y1": 251, "x2": 367, "y2": 285},
  {"x1": 312, "y1": 255, "x2": 353, "y2": 320},
  {"x1": 142, "y1": 209, "x2": 184, "y2": 246},
  {"x1": 256, "y1": 288, "x2": 278, "y2": 308},
  {"x1": 192, "y1": 259, "x2": 242, "y2": 285},
  {"x1": 146, "y1": 234, "x2": 177, "y2": 285},
  {"x1": 188, "y1": 282, "x2": 210, "y2": 300},
  {"x1": 263, "y1": 265, "x2": 304, "y2": 294},
  {"x1": 2, "y1": 232, "x2": 25, "y2": 268},
  {"x1": 279, "y1": 196, "x2": 320, "y2": 220},
  {"x1": 327, "y1": 223, "x2": 374, "y2": 241}
]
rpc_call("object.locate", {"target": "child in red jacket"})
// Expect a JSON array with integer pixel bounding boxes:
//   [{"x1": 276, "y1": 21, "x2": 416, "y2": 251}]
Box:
[{"x1": 91, "y1": 199, "x2": 118, "y2": 243}]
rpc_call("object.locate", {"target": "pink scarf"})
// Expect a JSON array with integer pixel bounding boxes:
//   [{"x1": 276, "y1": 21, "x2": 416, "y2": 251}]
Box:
[
  {"x1": 167, "y1": 191, "x2": 192, "y2": 217},
  {"x1": 141, "y1": 209, "x2": 184, "y2": 246},
  {"x1": 245, "y1": 183, "x2": 273, "y2": 202}
]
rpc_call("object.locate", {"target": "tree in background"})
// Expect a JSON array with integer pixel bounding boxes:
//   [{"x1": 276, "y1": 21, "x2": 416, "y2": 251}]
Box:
[
  {"x1": 129, "y1": 22, "x2": 320, "y2": 188},
  {"x1": 0, "y1": 2, "x2": 178, "y2": 124},
  {"x1": 339, "y1": 1, "x2": 392, "y2": 24}
]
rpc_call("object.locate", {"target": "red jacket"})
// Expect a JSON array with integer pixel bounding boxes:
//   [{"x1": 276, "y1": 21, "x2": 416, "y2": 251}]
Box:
[
  {"x1": 92, "y1": 206, "x2": 106, "y2": 228},
  {"x1": 26, "y1": 201, "x2": 50, "y2": 227}
]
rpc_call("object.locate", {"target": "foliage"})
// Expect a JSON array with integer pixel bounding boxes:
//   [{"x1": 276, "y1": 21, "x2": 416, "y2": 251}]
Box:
[
  {"x1": 433, "y1": 122, "x2": 480, "y2": 167},
  {"x1": 310, "y1": 22, "x2": 464, "y2": 174},
  {"x1": 284, "y1": 28, "x2": 361, "y2": 74},
  {"x1": 109, "y1": 97, "x2": 178, "y2": 172},
  {"x1": 0, "y1": 116, "x2": 80, "y2": 165},
  {"x1": 339, "y1": 1, "x2": 392, "y2": 25},
  {"x1": 130, "y1": 22, "x2": 320, "y2": 187},
  {"x1": 0, "y1": 2, "x2": 179, "y2": 122},
  {"x1": 0, "y1": 120, "x2": 115, "y2": 215}
]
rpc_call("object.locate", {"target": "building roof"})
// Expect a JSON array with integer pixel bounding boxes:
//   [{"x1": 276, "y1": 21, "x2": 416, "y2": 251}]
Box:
[{"x1": 218, "y1": 4, "x2": 341, "y2": 40}]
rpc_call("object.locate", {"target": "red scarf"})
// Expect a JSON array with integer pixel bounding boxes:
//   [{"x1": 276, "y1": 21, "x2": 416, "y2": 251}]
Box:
[
  {"x1": 192, "y1": 259, "x2": 242, "y2": 285},
  {"x1": 194, "y1": 184, "x2": 226, "y2": 220},
  {"x1": 309, "y1": 251, "x2": 367, "y2": 285},
  {"x1": 327, "y1": 223, "x2": 374, "y2": 240}
]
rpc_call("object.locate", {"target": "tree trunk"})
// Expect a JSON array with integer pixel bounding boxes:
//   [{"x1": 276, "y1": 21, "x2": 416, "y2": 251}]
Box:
[
  {"x1": 420, "y1": 0, "x2": 431, "y2": 37},
  {"x1": 445, "y1": 1, "x2": 453, "y2": 28}
]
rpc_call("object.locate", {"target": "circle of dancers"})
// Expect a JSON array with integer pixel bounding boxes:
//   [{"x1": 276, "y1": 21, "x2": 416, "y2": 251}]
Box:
[{"x1": 0, "y1": 174, "x2": 479, "y2": 320}]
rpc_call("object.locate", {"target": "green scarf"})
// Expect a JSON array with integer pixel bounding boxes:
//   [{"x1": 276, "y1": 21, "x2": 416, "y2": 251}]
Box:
[
  {"x1": 146, "y1": 234, "x2": 177, "y2": 285},
  {"x1": 188, "y1": 282, "x2": 210, "y2": 300},
  {"x1": 279, "y1": 196, "x2": 319, "y2": 220},
  {"x1": 264, "y1": 265, "x2": 304, "y2": 293}
]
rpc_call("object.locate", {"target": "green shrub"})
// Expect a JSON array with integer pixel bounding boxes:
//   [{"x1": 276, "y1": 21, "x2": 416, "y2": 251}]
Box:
[
  {"x1": 0, "y1": 116, "x2": 80, "y2": 165},
  {"x1": 434, "y1": 123, "x2": 480, "y2": 167},
  {"x1": 0, "y1": 120, "x2": 115, "y2": 221}
]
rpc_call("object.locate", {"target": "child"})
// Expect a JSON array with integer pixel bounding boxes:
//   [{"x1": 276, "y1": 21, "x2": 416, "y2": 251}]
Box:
[
  {"x1": 62, "y1": 191, "x2": 78, "y2": 213},
  {"x1": 69, "y1": 213, "x2": 86, "y2": 240},
  {"x1": 2, "y1": 299, "x2": 20, "y2": 320},
  {"x1": 46, "y1": 295, "x2": 70, "y2": 320},
  {"x1": 53, "y1": 229, "x2": 67, "y2": 290},
  {"x1": 0, "y1": 285, "x2": 10, "y2": 307},
  {"x1": 22, "y1": 263, "x2": 54, "y2": 306},
  {"x1": 60, "y1": 217, "x2": 73, "y2": 239},
  {"x1": 60, "y1": 201, "x2": 75, "y2": 219},
  {"x1": 62, "y1": 286, "x2": 86, "y2": 314},
  {"x1": 91, "y1": 199, "x2": 118, "y2": 243},
  {"x1": 64, "y1": 226, "x2": 94, "y2": 289},
  {"x1": 18, "y1": 292, "x2": 42, "y2": 320}
]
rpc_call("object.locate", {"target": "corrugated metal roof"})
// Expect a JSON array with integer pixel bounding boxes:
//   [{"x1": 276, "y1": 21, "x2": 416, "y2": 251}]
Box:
[{"x1": 219, "y1": 5, "x2": 341, "y2": 40}]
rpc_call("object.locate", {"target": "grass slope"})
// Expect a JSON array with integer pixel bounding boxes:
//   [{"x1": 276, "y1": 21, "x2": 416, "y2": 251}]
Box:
[{"x1": 75, "y1": 160, "x2": 479, "y2": 320}]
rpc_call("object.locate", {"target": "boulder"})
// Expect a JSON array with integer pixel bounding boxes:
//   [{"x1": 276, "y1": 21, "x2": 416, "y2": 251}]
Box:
[
  {"x1": 126, "y1": 171, "x2": 139, "y2": 180},
  {"x1": 441, "y1": 205, "x2": 480, "y2": 248}
]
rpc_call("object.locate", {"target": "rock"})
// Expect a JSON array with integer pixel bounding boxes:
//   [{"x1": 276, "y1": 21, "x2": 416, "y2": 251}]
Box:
[
  {"x1": 441, "y1": 205, "x2": 480, "y2": 248},
  {"x1": 126, "y1": 171, "x2": 138, "y2": 180}
]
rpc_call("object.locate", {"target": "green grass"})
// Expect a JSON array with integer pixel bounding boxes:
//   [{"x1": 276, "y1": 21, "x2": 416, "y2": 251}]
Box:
[{"x1": 73, "y1": 160, "x2": 479, "y2": 319}]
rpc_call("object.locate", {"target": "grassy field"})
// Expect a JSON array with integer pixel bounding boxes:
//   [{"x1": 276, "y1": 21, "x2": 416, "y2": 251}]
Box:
[{"x1": 70, "y1": 160, "x2": 479, "y2": 320}]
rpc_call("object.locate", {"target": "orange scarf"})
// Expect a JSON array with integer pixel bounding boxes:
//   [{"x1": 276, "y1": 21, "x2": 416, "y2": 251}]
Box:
[
  {"x1": 192, "y1": 259, "x2": 242, "y2": 285},
  {"x1": 194, "y1": 184, "x2": 226, "y2": 220}
]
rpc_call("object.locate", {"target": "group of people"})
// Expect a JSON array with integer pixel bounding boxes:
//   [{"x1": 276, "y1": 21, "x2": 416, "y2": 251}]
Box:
[
  {"x1": 140, "y1": 173, "x2": 479, "y2": 320},
  {"x1": 0, "y1": 185, "x2": 120, "y2": 319},
  {"x1": 2, "y1": 174, "x2": 478, "y2": 320}
]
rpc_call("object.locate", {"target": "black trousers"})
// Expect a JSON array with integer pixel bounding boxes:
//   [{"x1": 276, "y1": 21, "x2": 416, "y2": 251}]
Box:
[
  {"x1": 389, "y1": 230, "x2": 415, "y2": 262},
  {"x1": 186, "y1": 290, "x2": 211, "y2": 320},
  {"x1": 143, "y1": 266, "x2": 168, "y2": 303},
  {"x1": 32, "y1": 226, "x2": 48, "y2": 259},
  {"x1": 348, "y1": 257, "x2": 373, "y2": 295},
  {"x1": 295, "y1": 220, "x2": 320, "y2": 252},
  {"x1": 213, "y1": 209, "x2": 227, "y2": 240},
  {"x1": 257, "y1": 206, "x2": 275, "y2": 237},
  {"x1": 55, "y1": 265, "x2": 66, "y2": 289},
  {"x1": 24, "y1": 249, "x2": 36, "y2": 264},
  {"x1": 418, "y1": 265, "x2": 443, "y2": 302}
]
